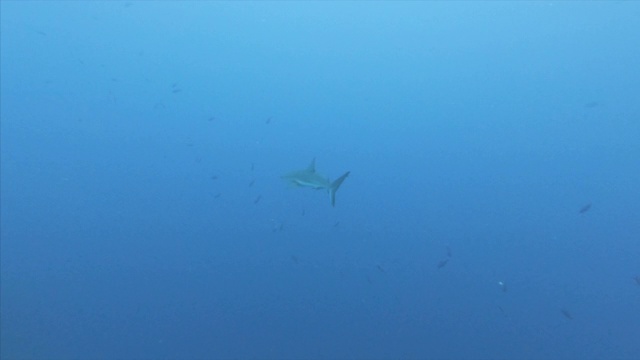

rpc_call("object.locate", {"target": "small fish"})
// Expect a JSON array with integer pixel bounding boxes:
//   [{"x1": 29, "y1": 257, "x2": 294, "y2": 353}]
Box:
[
  {"x1": 251, "y1": 163, "x2": 255, "y2": 171},
  {"x1": 248, "y1": 179, "x2": 255, "y2": 187},
  {"x1": 333, "y1": 221, "x2": 340, "y2": 228},
  {"x1": 271, "y1": 221, "x2": 284, "y2": 232},
  {"x1": 498, "y1": 281, "x2": 507, "y2": 293},
  {"x1": 579, "y1": 203, "x2": 592, "y2": 214},
  {"x1": 266, "y1": 117, "x2": 272, "y2": 124},
  {"x1": 210, "y1": 175, "x2": 218, "y2": 180},
  {"x1": 437, "y1": 259, "x2": 449, "y2": 269},
  {"x1": 172, "y1": 89, "x2": 181, "y2": 94},
  {"x1": 36, "y1": 30, "x2": 47, "y2": 36},
  {"x1": 253, "y1": 195, "x2": 262, "y2": 204},
  {"x1": 634, "y1": 276, "x2": 640, "y2": 285},
  {"x1": 213, "y1": 193, "x2": 221, "y2": 198},
  {"x1": 584, "y1": 101, "x2": 599, "y2": 108},
  {"x1": 446, "y1": 245, "x2": 452, "y2": 258},
  {"x1": 171, "y1": 82, "x2": 178, "y2": 88},
  {"x1": 290, "y1": 255, "x2": 299, "y2": 264},
  {"x1": 301, "y1": 209, "x2": 306, "y2": 216},
  {"x1": 561, "y1": 309, "x2": 573, "y2": 320},
  {"x1": 207, "y1": 116, "x2": 216, "y2": 122},
  {"x1": 376, "y1": 264, "x2": 385, "y2": 273}
]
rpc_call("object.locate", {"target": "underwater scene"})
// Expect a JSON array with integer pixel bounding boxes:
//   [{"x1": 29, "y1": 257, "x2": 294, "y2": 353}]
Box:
[{"x1": 1, "y1": 2, "x2": 639, "y2": 359}]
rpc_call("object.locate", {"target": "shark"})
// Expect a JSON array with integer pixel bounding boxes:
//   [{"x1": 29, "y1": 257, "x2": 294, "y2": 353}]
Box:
[{"x1": 281, "y1": 158, "x2": 350, "y2": 207}]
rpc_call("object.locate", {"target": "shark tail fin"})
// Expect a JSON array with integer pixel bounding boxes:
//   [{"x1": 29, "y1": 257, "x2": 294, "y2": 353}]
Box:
[{"x1": 329, "y1": 171, "x2": 350, "y2": 207}]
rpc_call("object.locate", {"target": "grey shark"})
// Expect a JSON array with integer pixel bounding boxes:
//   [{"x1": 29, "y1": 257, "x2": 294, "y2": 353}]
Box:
[{"x1": 281, "y1": 158, "x2": 350, "y2": 207}]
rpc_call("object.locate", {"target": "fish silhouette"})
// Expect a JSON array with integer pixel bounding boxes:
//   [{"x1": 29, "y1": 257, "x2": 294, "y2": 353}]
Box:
[
  {"x1": 579, "y1": 203, "x2": 592, "y2": 214},
  {"x1": 561, "y1": 309, "x2": 573, "y2": 320}
]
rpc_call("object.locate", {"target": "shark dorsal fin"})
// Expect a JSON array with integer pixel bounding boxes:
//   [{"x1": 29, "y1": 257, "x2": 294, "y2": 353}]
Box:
[{"x1": 307, "y1": 158, "x2": 316, "y2": 173}]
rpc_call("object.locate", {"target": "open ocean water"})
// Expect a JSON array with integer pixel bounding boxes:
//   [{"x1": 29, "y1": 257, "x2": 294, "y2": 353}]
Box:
[{"x1": 1, "y1": 1, "x2": 639, "y2": 359}]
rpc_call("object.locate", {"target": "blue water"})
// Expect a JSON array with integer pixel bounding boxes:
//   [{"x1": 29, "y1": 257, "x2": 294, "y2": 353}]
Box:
[{"x1": 1, "y1": 2, "x2": 639, "y2": 359}]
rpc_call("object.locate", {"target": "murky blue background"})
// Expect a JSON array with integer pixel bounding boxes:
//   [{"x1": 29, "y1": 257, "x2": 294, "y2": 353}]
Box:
[{"x1": 2, "y1": 2, "x2": 639, "y2": 359}]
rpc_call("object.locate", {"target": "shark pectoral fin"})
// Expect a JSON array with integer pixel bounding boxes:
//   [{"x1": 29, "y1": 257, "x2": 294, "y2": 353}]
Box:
[{"x1": 329, "y1": 171, "x2": 350, "y2": 207}]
